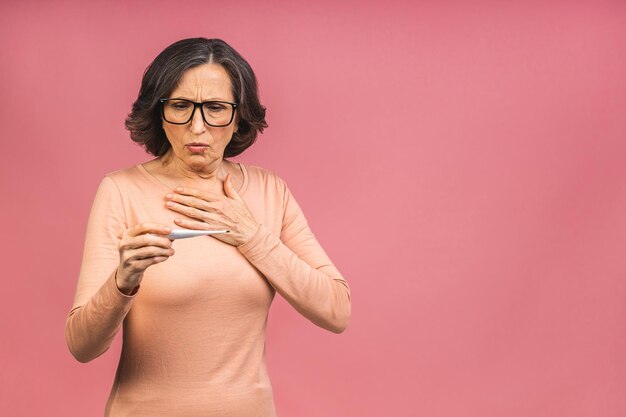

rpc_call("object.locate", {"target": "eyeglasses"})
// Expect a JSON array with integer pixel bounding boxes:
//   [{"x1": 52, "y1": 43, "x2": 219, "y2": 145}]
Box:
[{"x1": 160, "y1": 98, "x2": 238, "y2": 127}]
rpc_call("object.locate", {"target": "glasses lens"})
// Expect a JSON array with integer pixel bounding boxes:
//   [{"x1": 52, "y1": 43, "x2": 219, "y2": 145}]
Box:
[
  {"x1": 202, "y1": 102, "x2": 233, "y2": 126},
  {"x1": 163, "y1": 100, "x2": 194, "y2": 124},
  {"x1": 162, "y1": 100, "x2": 234, "y2": 126}
]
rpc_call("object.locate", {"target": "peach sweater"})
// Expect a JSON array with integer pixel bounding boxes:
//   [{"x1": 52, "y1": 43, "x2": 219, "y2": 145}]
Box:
[{"x1": 66, "y1": 162, "x2": 351, "y2": 417}]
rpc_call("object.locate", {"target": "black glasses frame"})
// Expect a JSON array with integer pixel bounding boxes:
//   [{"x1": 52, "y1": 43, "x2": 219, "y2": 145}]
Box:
[{"x1": 159, "y1": 98, "x2": 238, "y2": 127}]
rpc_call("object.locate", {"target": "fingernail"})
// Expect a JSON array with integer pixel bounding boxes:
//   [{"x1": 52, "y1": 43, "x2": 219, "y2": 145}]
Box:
[
  {"x1": 166, "y1": 194, "x2": 173, "y2": 199},
  {"x1": 163, "y1": 226, "x2": 171, "y2": 232},
  {"x1": 166, "y1": 201, "x2": 174, "y2": 207},
  {"x1": 176, "y1": 187, "x2": 183, "y2": 192}
]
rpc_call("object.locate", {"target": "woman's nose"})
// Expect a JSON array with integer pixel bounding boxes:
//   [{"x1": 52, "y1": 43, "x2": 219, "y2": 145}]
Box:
[{"x1": 189, "y1": 106, "x2": 206, "y2": 134}]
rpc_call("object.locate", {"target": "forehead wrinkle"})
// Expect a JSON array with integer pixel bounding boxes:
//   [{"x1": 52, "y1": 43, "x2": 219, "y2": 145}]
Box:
[{"x1": 170, "y1": 64, "x2": 234, "y2": 102}]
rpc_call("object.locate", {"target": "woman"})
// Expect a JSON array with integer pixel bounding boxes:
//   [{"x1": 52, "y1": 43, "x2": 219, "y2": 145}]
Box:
[{"x1": 66, "y1": 38, "x2": 351, "y2": 417}]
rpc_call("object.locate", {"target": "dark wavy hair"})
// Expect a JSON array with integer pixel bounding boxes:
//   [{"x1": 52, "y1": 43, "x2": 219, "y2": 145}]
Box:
[{"x1": 125, "y1": 38, "x2": 267, "y2": 157}]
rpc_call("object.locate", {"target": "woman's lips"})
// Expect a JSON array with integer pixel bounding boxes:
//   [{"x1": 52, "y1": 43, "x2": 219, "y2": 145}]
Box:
[{"x1": 186, "y1": 143, "x2": 209, "y2": 153}]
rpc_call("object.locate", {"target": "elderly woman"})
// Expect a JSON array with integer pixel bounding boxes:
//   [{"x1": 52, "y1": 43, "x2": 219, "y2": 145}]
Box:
[{"x1": 66, "y1": 38, "x2": 351, "y2": 417}]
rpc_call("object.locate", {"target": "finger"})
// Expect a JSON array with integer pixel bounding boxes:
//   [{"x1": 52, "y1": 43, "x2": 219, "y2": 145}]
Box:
[
  {"x1": 165, "y1": 193, "x2": 217, "y2": 212},
  {"x1": 121, "y1": 248, "x2": 174, "y2": 274},
  {"x1": 128, "y1": 256, "x2": 170, "y2": 272},
  {"x1": 173, "y1": 217, "x2": 217, "y2": 230},
  {"x1": 223, "y1": 174, "x2": 241, "y2": 200},
  {"x1": 173, "y1": 186, "x2": 223, "y2": 202},
  {"x1": 125, "y1": 223, "x2": 171, "y2": 238},
  {"x1": 127, "y1": 246, "x2": 175, "y2": 262},
  {"x1": 120, "y1": 234, "x2": 173, "y2": 251},
  {"x1": 165, "y1": 200, "x2": 210, "y2": 221},
  {"x1": 150, "y1": 256, "x2": 169, "y2": 264}
]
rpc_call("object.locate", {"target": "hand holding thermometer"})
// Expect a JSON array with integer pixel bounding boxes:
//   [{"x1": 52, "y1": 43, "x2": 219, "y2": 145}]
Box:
[{"x1": 167, "y1": 229, "x2": 230, "y2": 240}]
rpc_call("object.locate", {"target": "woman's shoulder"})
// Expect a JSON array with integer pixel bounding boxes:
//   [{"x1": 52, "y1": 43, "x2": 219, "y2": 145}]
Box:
[
  {"x1": 242, "y1": 163, "x2": 287, "y2": 187},
  {"x1": 100, "y1": 163, "x2": 150, "y2": 189},
  {"x1": 102, "y1": 163, "x2": 140, "y2": 177},
  {"x1": 240, "y1": 163, "x2": 297, "y2": 203}
]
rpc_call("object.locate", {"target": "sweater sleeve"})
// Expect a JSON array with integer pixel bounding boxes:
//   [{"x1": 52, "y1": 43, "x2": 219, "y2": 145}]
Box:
[
  {"x1": 65, "y1": 176, "x2": 137, "y2": 363},
  {"x1": 237, "y1": 178, "x2": 351, "y2": 333}
]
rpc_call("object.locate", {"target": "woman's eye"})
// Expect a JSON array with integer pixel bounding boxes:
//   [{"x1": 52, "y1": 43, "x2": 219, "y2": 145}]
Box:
[
  {"x1": 205, "y1": 104, "x2": 226, "y2": 112},
  {"x1": 173, "y1": 103, "x2": 191, "y2": 110}
]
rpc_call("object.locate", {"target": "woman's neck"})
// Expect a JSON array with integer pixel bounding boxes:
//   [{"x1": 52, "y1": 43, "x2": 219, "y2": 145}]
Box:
[{"x1": 150, "y1": 151, "x2": 232, "y2": 192}]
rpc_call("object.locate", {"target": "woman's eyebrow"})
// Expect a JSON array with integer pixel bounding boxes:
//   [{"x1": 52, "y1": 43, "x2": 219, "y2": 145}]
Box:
[{"x1": 170, "y1": 96, "x2": 230, "y2": 102}]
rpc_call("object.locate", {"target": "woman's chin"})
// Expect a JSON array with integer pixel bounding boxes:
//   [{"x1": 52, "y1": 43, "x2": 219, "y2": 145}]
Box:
[{"x1": 185, "y1": 153, "x2": 223, "y2": 169}]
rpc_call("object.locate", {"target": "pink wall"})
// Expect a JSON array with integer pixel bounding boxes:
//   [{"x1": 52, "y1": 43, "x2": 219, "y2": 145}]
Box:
[{"x1": 1, "y1": 1, "x2": 625, "y2": 416}]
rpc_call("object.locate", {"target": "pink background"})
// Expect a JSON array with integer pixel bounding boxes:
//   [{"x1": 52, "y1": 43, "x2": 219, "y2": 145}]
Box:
[{"x1": 1, "y1": 1, "x2": 625, "y2": 416}]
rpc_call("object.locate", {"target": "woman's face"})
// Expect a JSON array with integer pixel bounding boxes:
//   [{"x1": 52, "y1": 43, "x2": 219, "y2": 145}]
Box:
[{"x1": 161, "y1": 63, "x2": 237, "y2": 170}]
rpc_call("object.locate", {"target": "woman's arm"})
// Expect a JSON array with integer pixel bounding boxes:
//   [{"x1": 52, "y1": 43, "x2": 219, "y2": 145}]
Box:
[
  {"x1": 238, "y1": 223, "x2": 351, "y2": 333},
  {"x1": 66, "y1": 271, "x2": 136, "y2": 363},
  {"x1": 241, "y1": 175, "x2": 350, "y2": 333},
  {"x1": 66, "y1": 177, "x2": 132, "y2": 362},
  {"x1": 166, "y1": 173, "x2": 351, "y2": 333},
  {"x1": 66, "y1": 178, "x2": 175, "y2": 362}
]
